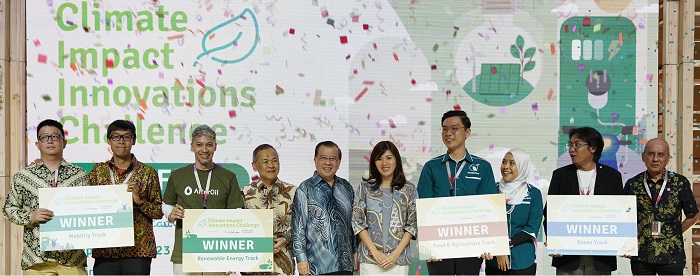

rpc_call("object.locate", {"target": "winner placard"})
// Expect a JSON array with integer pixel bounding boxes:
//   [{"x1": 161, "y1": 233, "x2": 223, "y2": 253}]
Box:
[
  {"x1": 417, "y1": 194, "x2": 509, "y2": 259},
  {"x1": 39, "y1": 185, "x2": 134, "y2": 251},
  {"x1": 182, "y1": 209, "x2": 274, "y2": 272},
  {"x1": 546, "y1": 195, "x2": 637, "y2": 256}
]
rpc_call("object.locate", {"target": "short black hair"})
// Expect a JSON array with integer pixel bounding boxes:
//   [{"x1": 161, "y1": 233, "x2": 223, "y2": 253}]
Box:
[
  {"x1": 363, "y1": 141, "x2": 407, "y2": 190},
  {"x1": 569, "y1": 126, "x2": 604, "y2": 162},
  {"x1": 37, "y1": 119, "x2": 64, "y2": 138},
  {"x1": 441, "y1": 110, "x2": 471, "y2": 129},
  {"x1": 107, "y1": 120, "x2": 136, "y2": 138},
  {"x1": 252, "y1": 144, "x2": 278, "y2": 162},
  {"x1": 315, "y1": 141, "x2": 342, "y2": 160}
]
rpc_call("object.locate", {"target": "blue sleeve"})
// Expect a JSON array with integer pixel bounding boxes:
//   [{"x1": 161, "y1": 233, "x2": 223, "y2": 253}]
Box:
[
  {"x1": 417, "y1": 164, "x2": 434, "y2": 199},
  {"x1": 291, "y1": 183, "x2": 309, "y2": 262}
]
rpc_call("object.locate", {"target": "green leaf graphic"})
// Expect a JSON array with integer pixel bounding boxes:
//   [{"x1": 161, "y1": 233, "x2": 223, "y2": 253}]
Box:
[
  {"x1": 524, "y1": 47, "x2": 536, "y2": 59},
  {"x1": 194, "y1": 8, "x2": 260, "y2": 66},
  {"x1": 516, "y1": 35, "x2": 524, "y2": 49},
  {"x1": 524, "y1": 61, "x2": 536, "y2": 72},
  {"x1": 510, "y1": 45, "x2": 520, "y2": 59}
]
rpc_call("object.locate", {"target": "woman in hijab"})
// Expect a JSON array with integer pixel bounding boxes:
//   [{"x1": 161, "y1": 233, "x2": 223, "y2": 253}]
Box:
[{"x1": 485, "y1": 148, "x2": 543, "y2": 275}]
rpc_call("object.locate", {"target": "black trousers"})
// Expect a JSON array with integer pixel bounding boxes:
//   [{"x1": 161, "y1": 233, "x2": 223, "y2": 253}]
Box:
[
  {"x1": 485, "y1": 263, "x2": 536, "y2": 275},
  {"x1": 630, "y1": 260, "x2": 684, "y2": 275},
  {"x1": 426, "y1": 257, "x2": 483, "y2": 275},
  {"x1": 93, "y1": 257, "x2": 152, "y2": 275}
]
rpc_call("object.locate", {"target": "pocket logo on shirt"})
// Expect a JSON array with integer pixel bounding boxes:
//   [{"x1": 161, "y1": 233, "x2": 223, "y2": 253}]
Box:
[{"x1": 469, "y1": 164, "x2": 479, "y2": 172}]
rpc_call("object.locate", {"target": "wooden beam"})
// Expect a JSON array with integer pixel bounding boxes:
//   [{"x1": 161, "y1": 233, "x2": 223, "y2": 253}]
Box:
[{"x1": 7, "y1": 0, "x2": 25, "y2": 274}]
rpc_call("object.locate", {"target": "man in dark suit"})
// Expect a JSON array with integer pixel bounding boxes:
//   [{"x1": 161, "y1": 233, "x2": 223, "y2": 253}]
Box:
[{"x1": 544, "y1": 126, "x2": 623, "y2": 275}]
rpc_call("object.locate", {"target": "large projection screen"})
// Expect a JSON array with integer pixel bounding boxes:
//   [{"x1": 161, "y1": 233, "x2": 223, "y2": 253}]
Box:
[{"x1": 26, "y1": 1, "x2": 658, "y2": 275}]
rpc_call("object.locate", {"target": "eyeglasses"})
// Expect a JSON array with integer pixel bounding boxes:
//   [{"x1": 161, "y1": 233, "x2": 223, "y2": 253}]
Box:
[
  {"x1": 317, "y1": 156, "x2": 339, "y2": 163},
  {"x1": 565, "y1": 142, "x2": 588, "y2": 150},
  {"x1": 645, "y1": 152, "x2": 668, "y2": 159},
  {"x1": 38, "y1": 134, "x2": 64, "y2": 143},
  {"x1": 441, "y1": 126, "x2": 466, "y2": 134},
  {"x1": 109, "y1": 134, "x2": 135, "y2": 142}
]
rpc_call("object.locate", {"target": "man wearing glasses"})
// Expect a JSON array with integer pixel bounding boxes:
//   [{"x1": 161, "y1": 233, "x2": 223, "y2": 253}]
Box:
[
  {"x1": 86, "y1": 119, "x2": 163, "y2": 274},
  {"x1": 3, "y1": 119, "x2": 90, "y2": 275},
  {"x1": 417, "y1": 110, "x2": 497, "y2": 275},
  {"x1": 622, "y1": 138, "x2": 698, "y2": 275},
  {"x1": 162, "y1": 124, "x2": 243, "y2": 275},
  {"x1": 544, "y1": 126, "x2": 623, "y2": 274},
  {"x1": 292, "y1": 141, "x2": 357, "y2": 275}
]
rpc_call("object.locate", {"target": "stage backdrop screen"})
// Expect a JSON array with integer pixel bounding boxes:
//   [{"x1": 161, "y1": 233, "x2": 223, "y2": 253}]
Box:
[{"x1": 27, "y1": 1, "x2": 658, "y2": 275}]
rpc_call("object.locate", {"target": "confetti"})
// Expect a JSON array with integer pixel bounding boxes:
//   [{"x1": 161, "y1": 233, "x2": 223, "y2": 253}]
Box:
[
  {"x1": 355, "y1": 87, "x2": 368, "y2": 102},
  {"x1": 453, "y1": 104, "x2": 461, "y2": 110},
  {"x1": 489, "y1": 144, "x2": 494, "y2": 150},
  {"x1": 289, "y1": 28, "x2": 295, "y2": 34},
  {"x1": 339, "y1": 36, "x2": 348, "y2": 44},
  {"x1": 431, "y1": 64, "x2": 437, "y2": 70},
  {"x1": 618, "y1": 31, "x2": 623, "y2": 45},
  {"x1": 393, "y1": 53, "x2": 399, "y2": 61},
  {"x1": 432, "y1": 43, "x2": 439, "y2": 52},
  {"x1": 531, "y1": 103, "x2": 539, "y2": 111},
  {"x1": 314, "y1": 90, "x2": 322, "y2": 106},
  {"x1": 388, "y1": 118, "x2": 396, "y2": 128},
  {"x1": 500, "y1": 107, "x2": 506, "y2": 114},
  {"x1": 41, "y1": 94, "x2": 51, "y2": 101},
  {"x1": 37, "y1": 54, "x2": 47, "y2": 63},
  {"x1": 105, "y1": 59, "x2": 114, "y2": 68},
  {"x1": 550, "y1": 43, "x2": 556, "y2": 55},
  {"x1": 352, "y1": 16, "x2": 359, "y2": 22},
  {"x1": 547, "y1": 88, "x2": 553, "y2": 100},
  {"x1": 275, "y1": 85, "x2": 285, "y2": 95},
  {"x1": 363, "y1": 24, "x2": 369, "y2": 30},
  {"x1": 228, "y1": 110, "x2": 237, "y2": 118},
  {"x1": 33, "y1": 39, "x2": 41, "y2": 46}
]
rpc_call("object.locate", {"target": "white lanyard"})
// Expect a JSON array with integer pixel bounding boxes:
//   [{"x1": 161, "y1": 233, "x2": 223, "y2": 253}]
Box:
[
  {"x1": 643, "y1": 170, "x2": 668, "y2": 209},
  {"x1": 194, "y1": 164, "x2": 214, "y2": 208},
  {"x1": 576, "y1": 168, "x2": 597, "y2": 195},
  {"x1": 109, "y1": 168, "x2": 136, "y2": 186},
  {"x1": 51, "y1": 168, "x2": 59, "y2": 187},
  {"x1": 446, "y1": 160, "x2": 467, "y2": 195}
]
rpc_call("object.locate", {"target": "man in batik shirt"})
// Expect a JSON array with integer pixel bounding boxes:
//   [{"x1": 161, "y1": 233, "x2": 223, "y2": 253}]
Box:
[
  {"x1": 3, "y1": 119, "x2": 89, "y2": 275},
  {"x1": 87, "y1": 120, "x2": 163, "y2": 274},
  {"x1": 241, "y1": 144, "x2": 296, "y2": 275},
  {"x1": 624, "y1": 138, "x2": 699, "y2": 275}
]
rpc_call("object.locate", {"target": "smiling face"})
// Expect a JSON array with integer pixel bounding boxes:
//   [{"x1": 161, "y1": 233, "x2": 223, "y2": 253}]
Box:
[
  {"x1": 314, "y1": 145, "x2": 341, "y2": 183},
  {"x1": 35, "y1": 125, "x2": 66, "y2": 158},
  {"x1": 374, "y1": 150, "x2": 397, "y2": 182},
  {"x1": 441, "y1": 116, "x2": 471, "y2": 152},
  {"x1": 191, "y1": 135, "x2": 217, "y2": 169},
  {"x1": 252, "y1": 148, "x2": 280, "y2": 185},
  {"x1": 500, "y1": 152, "x2": 519, "y2": 182}
]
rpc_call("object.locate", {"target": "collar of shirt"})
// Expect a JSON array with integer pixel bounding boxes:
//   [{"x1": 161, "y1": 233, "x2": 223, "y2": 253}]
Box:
[
  {"x1": 106, "y1": 154, "x2": 139, "y2": 174},
  {"x1": 311, "y1": 171, "x2": 336, "y2": 186},
  {"x1": 440, "y1": 149, "x2": 474, "y2": 164},
  {"x1": 254, "y1": 178, "x2": 281, "y2": 192},
  {"x1": 35, "y1": 158, "x2": 70, "y2": 173}
]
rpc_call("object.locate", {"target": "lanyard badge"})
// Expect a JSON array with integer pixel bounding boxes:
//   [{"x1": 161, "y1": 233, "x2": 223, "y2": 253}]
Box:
[
  {"x1": 446, "y1": 161, "x2": 467, "y2": 196},
  {"x1": 194, "y1": 164, "x2": 214, "y2": 209},
  {"x1": 643, "y1": 170, "x2": 668, "y2": 236}
]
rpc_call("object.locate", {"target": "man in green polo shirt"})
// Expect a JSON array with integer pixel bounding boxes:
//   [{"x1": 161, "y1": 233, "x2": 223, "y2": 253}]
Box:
[
  {"x1": 162, "y1": 124, "x2": 244, "y2": 275},
  {"x1": 417, "y1": 110, "x2": 497, "y2": 275}
]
